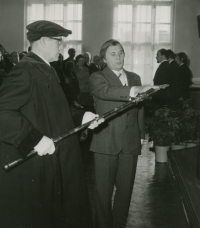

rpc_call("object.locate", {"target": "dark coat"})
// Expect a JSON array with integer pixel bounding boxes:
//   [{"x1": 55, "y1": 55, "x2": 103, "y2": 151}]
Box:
[
  {"x1": 168, "y1": 60, "x2": 181, "y2": 100},
  {"x1": 0, "y1": 52, "x2": 93, "y2": 228},
  {"x1": 88, "y1": 63, "x2": 101, "y2": 75},
  {"x1": 153, "y1": 60, "x2": 171, "y2": 102},
  {"x1": 178, "y1": 64, "x2": 192, "y2": 99},
  {"x1": 89, "y1": 67, "x2": 145, "y2": 156}
]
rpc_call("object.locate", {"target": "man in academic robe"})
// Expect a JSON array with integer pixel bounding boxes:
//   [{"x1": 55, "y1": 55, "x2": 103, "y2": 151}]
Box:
[{"x1": 0, "y1": 20, "x2": 103, "y2": 228}]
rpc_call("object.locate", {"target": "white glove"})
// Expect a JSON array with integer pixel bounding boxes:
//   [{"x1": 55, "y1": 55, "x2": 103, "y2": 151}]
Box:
[
  {"x1": 82, "y1": 112, "x2": 104, "y2": 129},
  {"x1": 34, "y1": 136, "x2": 55, "y2": 156}
]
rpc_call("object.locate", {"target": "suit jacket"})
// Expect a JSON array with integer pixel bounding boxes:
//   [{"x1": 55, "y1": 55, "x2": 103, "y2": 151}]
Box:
[
  {"x1": 168, "y1": 60, "x2": 181, "y2": 100},
  {"x1": 89, "y1": 67, "x2": 145, "y2": 156},
  {"x1": 179, "y1": 64, "x2": 192, "y2": 99},
  {"x1": 153, "y1": 60, "x2": 170, "y2": 101}
]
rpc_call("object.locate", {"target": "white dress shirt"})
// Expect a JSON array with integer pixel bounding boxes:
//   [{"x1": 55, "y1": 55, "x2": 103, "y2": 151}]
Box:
[{"x1": 112, "y1": 69, "x2": 136, "y2": 97}]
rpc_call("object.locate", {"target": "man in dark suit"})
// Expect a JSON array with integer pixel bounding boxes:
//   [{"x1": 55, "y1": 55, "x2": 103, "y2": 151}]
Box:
[
  {"x1": 167, "y1": 49, "x2": 181, "y2": 101},
  {"x1": 89, "y1": 39, "x2": 159, "y2": 228},
  {"x1": 153, "y1": 48, "x2": 170, "y2": 103},
  {"x1": 89, "y1": 55, "x2": 101, "y2": 75},
  {"x1": 63, "y1": 48, "x2": 76, "y2": 65}
]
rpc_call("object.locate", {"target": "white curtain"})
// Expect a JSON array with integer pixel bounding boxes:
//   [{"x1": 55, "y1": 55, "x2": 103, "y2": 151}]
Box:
[{"x1": 113, "y1": 1, "x2": 174, "y2": 85}]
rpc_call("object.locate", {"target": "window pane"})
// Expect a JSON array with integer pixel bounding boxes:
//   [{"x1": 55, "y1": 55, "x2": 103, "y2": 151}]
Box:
[
  {"x1": 155, "y1": 24, "x2": 170, "y2": 43},
  {"x1": 133, "y1": 46, "x2": 153, "y2": 85},
  {"x1": 67, "y1": 22, "x2": 82, "y2": 40},
  {"x1": 46, "y1": 4, "x2": 63, "y2": 21},
  {"x1": 136, "y1": 5, "x2": 151, "y2": 23},
  {"x1": 135, "y1": 24, "x2": 152, "y2": 43},
  {"x1": 117, "y1": 23, "x2": 132, "y2": 42},
  {"x1": 117, "y1": 5, "x2": 132, "y2": 22},
  {"x1": 67, "y1": 4, "x2": 82, "y2": 20},
  {"x1": 123, "y1": 44, "x2": 132, "y2": 71},
  {"x1": 27, "y1": 4, "x2": 44, "y2": 21},
  {"x1": 156, "y1": 6, "x2": 171, "y2": 23}
]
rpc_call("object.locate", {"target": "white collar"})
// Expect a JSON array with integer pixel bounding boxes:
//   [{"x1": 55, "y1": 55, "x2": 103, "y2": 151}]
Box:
[
  {"x1": 161, "y1": 60, "x2": 168, "y2": 63},
  {"x1": 111, "y1": 68, "x2": 124, "y2": 76},
  {"x1": 32, "y1": 52, "x2": 50, "y2": 66}
]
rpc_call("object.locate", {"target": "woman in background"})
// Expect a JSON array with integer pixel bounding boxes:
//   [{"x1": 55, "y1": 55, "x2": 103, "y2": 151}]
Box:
[{"x1": 175, "y1": 52, "x2": 192, "y2": 99}]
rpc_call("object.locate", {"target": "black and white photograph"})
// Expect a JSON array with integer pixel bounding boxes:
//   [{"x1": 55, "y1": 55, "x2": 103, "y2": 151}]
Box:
[{"x1": 0, "y1": 0, "x2": 200, "y2": 227}]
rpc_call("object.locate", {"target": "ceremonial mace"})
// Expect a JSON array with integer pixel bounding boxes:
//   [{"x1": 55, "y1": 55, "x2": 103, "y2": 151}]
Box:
[{"x1": 4, "y1": 85, "x2": 168, "y2": 171}]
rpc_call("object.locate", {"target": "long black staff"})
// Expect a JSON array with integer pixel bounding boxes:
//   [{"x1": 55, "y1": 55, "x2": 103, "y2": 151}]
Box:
[{"x1": 3, "y1": 85, "x2": 168, "y2": 171}]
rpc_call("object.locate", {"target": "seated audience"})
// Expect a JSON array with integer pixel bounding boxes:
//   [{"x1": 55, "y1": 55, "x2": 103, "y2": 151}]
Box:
[
  {"x1": 89, "y1": 55, "x2": 101, "y2": 75},
  {"x1": 175, "y1": 52, "x2": 192, "y2": 99}
]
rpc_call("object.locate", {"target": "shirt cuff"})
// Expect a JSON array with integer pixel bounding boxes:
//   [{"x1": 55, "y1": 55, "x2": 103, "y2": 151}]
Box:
[{"x1": 129, "y1": 86, "x2": 138, "y2": 99}]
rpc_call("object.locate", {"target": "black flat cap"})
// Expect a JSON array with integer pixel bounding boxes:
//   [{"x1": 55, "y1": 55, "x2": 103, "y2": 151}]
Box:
[{"x1": 26, "y1": 20, "x2": 72, "y2": 42}]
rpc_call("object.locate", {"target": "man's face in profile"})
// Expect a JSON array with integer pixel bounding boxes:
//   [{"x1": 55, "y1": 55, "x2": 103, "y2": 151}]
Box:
[
  {"x1": 156, "y1": 51, "x2": 162, "y2": 63},
  {"x1": 104, "y1": 44, "x2": 124, "y2": 71}
]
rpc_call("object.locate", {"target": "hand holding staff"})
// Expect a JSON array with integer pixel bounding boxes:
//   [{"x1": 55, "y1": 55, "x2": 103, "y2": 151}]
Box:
[{"x1": 3, "y1": 84, "x2": 168, "y2": 171}]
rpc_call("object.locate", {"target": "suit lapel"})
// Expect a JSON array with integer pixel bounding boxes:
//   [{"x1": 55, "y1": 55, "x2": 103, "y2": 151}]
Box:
[{"x1": 103, "y1": 67, "x2": 122, "y2": 86}]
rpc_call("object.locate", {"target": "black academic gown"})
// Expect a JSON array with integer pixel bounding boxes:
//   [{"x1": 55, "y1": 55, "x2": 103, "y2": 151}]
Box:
[{"x1": 0, "y1": 52, "x2": 93, "y2": 228}]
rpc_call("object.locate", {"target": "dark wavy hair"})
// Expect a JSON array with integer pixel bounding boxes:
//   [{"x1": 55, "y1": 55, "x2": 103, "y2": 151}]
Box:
[
  {"x1": 75, "y1": 54, "x2": 84, "y2": 64},
  {"x1": 176, "y1": 52, "x2": 188, "y2": 65},
  {"x1": 167, "y1": 49, "x2": 176, "y2": 59}
]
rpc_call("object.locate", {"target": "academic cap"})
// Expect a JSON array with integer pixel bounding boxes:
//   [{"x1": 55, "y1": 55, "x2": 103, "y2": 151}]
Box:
[{"x1": 26, "y1": 20, "x2": 72, "y2": 42}]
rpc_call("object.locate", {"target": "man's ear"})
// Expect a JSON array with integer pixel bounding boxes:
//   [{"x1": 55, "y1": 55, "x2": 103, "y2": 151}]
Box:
[{"x1": 40, "y1": 37, "x2": 47, "y2": 48}]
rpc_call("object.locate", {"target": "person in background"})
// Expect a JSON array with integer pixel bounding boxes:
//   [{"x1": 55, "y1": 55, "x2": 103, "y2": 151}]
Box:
[
  {"x1": 83, "y1": 52, "x2": 92, "y2": 69},
  {"x1": 19, "y1": 51, "x2": 28, "y2": 60},
  {"x1": 50, "y1": 53, "x2": 69, "y2": 99},
  {"x1": 153, "y1": 49, "x2": 170, "y2": 104},
  {"x1": 0, "y1": 50, "x2": 7, "y2": 86},
  {"x1": 64, "y1": 61, "x2": 81, "y2": 106},
  {"x1": 166, "y1": 49, "x2": 181, "y2": 101},
  {"x1": 175, "y1": 52, "x2": 192, "y2": 99},
  {"x1": 89, "y1": 55, "x2": 101, "y2": 75},
  {"x1": 5, "y1": 51, "x2": 19, "y2": 73},
  {"x1": 63, "y1": 48, "x2": 76, "y2": 65},
  {"x1": 75, "y1": 54, "x2": 93, "y2": 111},
  {"x1": 89, "y1": 39, "x2": 160, "y2": 228},
  {"x1": 0, "y1": 20, "x2": 103, "y2": 228}
]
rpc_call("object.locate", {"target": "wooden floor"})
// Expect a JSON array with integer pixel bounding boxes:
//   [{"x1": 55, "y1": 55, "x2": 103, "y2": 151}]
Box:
[{"x1": 81, "y1": 140, "x2": 189, "y2": 228}]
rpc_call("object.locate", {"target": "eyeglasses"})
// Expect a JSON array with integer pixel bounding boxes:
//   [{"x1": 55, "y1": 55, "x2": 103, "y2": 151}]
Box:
[{"x1": 48, "y1": 37, "x2": 63, "y2": 46}]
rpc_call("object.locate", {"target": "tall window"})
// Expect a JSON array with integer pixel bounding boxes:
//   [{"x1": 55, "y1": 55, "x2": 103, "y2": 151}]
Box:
[
  {"x1": 113, "y1": 0, "x2": 174, "y2": 85},
  {"x1": 25, "y1": 0, "x2": 83, "y2": 58}
]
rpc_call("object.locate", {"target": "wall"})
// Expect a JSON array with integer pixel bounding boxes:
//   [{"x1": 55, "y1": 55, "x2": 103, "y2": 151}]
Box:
[
  {"x1": 82, "y1": 0, "x2": 113, "y2": 56},
  {"x1": 174, "y1": 0, "x2": 200, "y2": 82},
  {"x1": 0, "y1": 0, "x2": 200, "y2": 81},
  {"x1": 0, "y1": 0, "x2": 24, "y2": 53}
]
